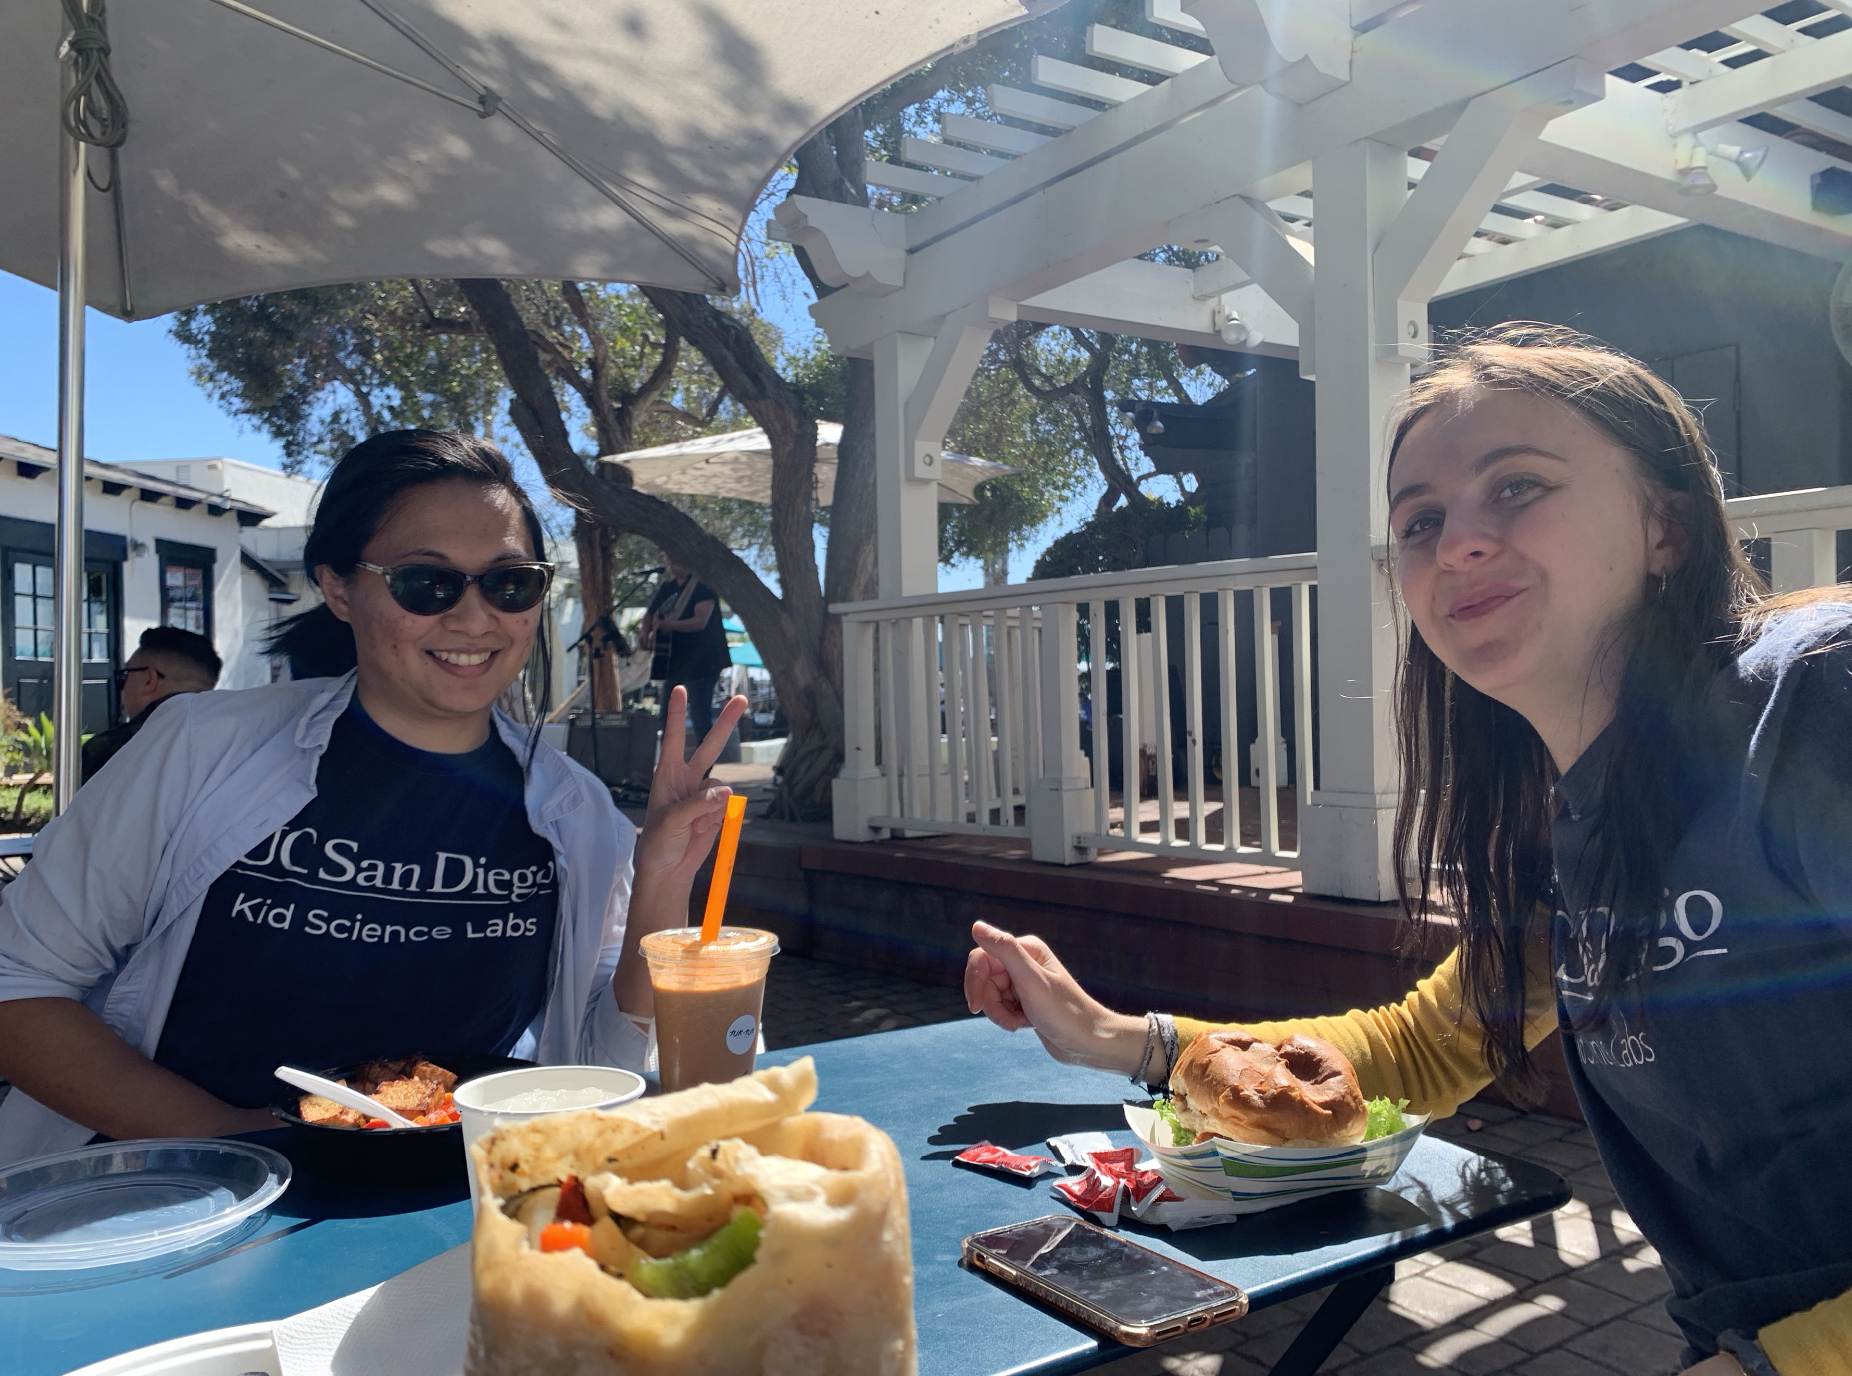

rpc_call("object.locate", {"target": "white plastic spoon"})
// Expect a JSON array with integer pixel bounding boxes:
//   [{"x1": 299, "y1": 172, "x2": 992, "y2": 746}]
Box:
[{"x1": 274, "y1": 1065, "x2": 419, "y2": 1129}]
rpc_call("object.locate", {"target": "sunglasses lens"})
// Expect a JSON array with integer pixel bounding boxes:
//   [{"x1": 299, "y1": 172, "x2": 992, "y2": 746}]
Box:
[
  {"x1": 480, "y1": 566, "x2": 550, "y2": 612},
  {"x1": 386, "y1": 566, "x2": 465, "y2": 615}
]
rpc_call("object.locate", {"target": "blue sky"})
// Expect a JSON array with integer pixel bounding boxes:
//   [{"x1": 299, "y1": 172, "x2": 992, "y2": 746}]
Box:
[{"x1": 0, "y1": 272, "x2": 287, "y2": 468}]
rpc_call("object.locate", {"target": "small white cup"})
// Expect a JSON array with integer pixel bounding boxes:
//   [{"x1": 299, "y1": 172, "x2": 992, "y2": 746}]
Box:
[{"x1": 455, "y1": 1064, "x2": 646, "y2": 1203}]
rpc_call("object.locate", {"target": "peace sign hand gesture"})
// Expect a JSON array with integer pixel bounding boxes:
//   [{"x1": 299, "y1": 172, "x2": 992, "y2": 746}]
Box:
[
  {"x1": 614, "y1": 684, "x2": 750, "y2": 1015},
  {"x1": 635, "y1": 684, "x2": 750, "y2": 886}
]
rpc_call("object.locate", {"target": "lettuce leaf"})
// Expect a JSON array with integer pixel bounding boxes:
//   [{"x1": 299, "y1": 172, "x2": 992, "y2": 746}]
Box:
[
  {"x1": 1363, "y1": 1096, "x2": 1410, "y2": 1141},
  {"x1": 1151, "y1": 1095, "x2": 1194, "y2": 1147}
]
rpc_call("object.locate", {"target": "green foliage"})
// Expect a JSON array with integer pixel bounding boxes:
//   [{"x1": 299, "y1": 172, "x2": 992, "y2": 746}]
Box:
[
  {"x1": 171, "y1": 281, "x2": 778, "y2": 571},
  {"x1": 1031, "y1": 498, "x2": 1203, "y2": 580},
  {"x1": 172, "y1": 283, "x2": 506, "y2": 473},
  {"x1": 939, "y1": 339, "x2": 1096, "y2": 572}
]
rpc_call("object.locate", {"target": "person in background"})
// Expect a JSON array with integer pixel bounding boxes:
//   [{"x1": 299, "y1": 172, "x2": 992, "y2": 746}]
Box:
[
  {"x1": 81, "y1": 626, "x2": 222, "y2": 782},
  {"x1": 639, "y1": 558, "x2": 732, "y2": 742}
]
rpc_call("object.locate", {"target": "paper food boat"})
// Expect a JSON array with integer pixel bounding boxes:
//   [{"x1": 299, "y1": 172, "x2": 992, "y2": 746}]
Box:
[{"x1": 1123, "y1": 1103, "x2": 1429, "y2": 1216}]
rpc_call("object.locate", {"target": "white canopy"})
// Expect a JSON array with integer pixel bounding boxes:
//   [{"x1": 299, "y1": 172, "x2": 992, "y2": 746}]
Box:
[
  {"x1": 0, "y1": 0, "x2": 1048, "y2": 318},
  {"x1": 604, "y1": 423, "x2": 1015, "y2": 506}
]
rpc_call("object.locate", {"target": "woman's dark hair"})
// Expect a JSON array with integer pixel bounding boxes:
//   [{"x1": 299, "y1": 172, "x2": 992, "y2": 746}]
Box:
[
  {"x1": 1387, "y1": 324, "x2": 1763, "y2": 1090},
  {"x1": 266, "y1": 430, "x2": 553, "y2": 758}
]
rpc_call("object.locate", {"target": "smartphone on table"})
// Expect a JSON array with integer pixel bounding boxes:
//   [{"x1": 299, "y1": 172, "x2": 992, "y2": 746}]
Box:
[{"x1": 962, "y1": 1215, "x2": 1249, "y2": 1347}]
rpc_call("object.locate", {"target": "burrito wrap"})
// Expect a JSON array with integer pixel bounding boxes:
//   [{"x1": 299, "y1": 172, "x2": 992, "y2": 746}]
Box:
[{"x1": 467, "y1": 1058, "x2": 916, "y2": 1376}]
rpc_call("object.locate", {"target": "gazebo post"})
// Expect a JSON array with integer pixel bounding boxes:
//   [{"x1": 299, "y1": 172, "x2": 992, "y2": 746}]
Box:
[{"x1": 1296, "y1": 139, "x2": 1410, "y2": 903}]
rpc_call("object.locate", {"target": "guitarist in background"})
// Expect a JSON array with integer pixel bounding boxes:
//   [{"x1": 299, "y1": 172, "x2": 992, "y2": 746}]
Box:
[{"x1": 639, "y1": 559, "x2": 732, "y2": 744}]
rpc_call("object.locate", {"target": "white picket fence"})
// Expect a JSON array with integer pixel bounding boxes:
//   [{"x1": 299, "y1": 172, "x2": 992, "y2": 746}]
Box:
[{"x1": 830, "y1": 484, "x2": 1852, "y2": 870}]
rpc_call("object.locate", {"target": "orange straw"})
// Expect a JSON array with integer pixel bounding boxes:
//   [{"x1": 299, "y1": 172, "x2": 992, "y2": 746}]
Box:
[{"x1": 699, "y1": 793, "x2": 749, "y2": 943}]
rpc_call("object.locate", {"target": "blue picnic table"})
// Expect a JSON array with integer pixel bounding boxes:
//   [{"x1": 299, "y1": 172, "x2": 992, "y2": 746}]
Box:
[{"x1": 0, "y1": 1016, "x2": 1568, "y2": 1376}]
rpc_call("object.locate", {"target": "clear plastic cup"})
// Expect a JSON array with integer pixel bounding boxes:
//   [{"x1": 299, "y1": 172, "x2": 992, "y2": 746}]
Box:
[
  {"x1": 640, "y1": 927, "x2": 780, "y2": 1092},
  {"x1": 455, "y1": 1065, "x2": 645, "y2": 1202}
]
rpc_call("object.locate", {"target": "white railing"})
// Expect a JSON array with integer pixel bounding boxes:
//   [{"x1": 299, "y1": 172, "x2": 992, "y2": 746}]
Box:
[
  {"x1": 829, "y1": 484, "x2": 1852, "y2": 872},
  {"x1": 832, "y1": 554, "x2": 1317, "y2": 866},
  {"x1": 1727, "y1": 485, "x2": 1852, "y2": 591}
]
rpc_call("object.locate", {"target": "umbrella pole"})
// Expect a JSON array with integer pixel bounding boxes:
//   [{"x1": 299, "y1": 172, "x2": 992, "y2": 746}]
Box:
[{"x1": 52, "y1": 79, "x2": 89, "y2": 814}]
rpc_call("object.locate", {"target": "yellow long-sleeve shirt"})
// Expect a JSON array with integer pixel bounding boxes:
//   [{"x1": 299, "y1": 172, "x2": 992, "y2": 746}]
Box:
[{"x1": 1173, "y1": 944, "x2": 1852, "y2": 1374}]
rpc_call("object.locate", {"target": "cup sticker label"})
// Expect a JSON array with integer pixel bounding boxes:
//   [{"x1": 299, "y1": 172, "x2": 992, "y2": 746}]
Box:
[{"x1": 726, "y1": 1015, "x2": 757, "y2": 1055}]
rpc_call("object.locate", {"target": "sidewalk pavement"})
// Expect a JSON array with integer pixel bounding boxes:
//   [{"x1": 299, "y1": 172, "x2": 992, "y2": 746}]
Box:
[{"x1": 764, "y1": 952, "x2": 1682, "y2": 1376}]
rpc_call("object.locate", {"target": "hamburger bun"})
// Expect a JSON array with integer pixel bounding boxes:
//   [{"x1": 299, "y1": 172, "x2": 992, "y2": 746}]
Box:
[{"x1": 1170, "y1": 1029, "x2": 1367, "y2": 1147}]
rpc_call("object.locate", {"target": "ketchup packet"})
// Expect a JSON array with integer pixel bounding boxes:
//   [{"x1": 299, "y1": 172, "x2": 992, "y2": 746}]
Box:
[
  {"x1": 953, "y1": 1142, "x2": 1060, "y2": 1180},
  {"x1": 1051, "y1": 1169, "x2": 1124, "y2": 1225}
]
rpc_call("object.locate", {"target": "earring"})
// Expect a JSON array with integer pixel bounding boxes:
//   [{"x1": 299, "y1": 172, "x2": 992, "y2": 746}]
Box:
[{"x1": 1658, "y1": 573, "x2": 1669, "y2": 599}]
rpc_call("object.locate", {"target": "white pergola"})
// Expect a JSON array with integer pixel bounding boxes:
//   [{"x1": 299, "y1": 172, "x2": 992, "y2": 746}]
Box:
[{"x1": 787, "y1": 0, "x2": 1852, "y2": 899}]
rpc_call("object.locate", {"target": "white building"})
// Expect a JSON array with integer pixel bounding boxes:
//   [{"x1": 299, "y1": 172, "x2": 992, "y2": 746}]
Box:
[{"x1": 0, "y1": 436, "x2": 322, "y2": 730}]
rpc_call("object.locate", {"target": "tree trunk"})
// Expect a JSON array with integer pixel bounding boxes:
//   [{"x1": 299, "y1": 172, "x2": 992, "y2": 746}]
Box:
[
  {"x1": 572, "y1": 515, "x2": 622, "y2": 711},
  {"x1": 458, "y1": 277, "x2": 844, "y2": 821},
  {"x1": 640, "y1": 287, "x2": 848, "y2": 822}
]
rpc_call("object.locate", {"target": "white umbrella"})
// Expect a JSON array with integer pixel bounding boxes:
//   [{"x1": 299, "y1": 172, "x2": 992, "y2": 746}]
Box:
[
  {"x1": 605, "y1": 423, "x2": 1016, "y2": 506},
  {"x1": 1, "y1": 0, "x2": 1050, "y2": 806}
]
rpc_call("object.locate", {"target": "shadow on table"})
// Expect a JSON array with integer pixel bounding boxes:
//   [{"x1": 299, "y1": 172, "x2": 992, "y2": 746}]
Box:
[
  {"x1": 926, "y1": 1101, "x2": 1131, "y2": 1155},
  {"x1": 1121, "y1": 1186, "x2": 1434, "y2": 1265}
]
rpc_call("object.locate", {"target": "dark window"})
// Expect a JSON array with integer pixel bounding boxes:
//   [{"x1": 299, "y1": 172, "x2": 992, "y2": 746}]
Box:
[
  {"x1": 161, "y1": 561, "x2": 208, "y2": 635},
  {"x1": 156, "y1": 540, "x2": 216, "y2": 641},
  {"x1": 12, "y1": 558, "x2": 52, "y2": 660}
]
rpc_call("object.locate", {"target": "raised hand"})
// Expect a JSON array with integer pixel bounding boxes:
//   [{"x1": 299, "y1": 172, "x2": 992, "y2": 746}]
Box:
[
  {"x1": 964, "y1": 921, "x2": 1146, "y2": 1075},
  {"x1": 633, "y1": 684, "x2": 749, "y2": 886}
]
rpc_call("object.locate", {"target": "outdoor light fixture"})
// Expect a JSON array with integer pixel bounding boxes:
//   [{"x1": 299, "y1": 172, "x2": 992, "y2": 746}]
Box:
[
  {"x1": 1674, "y1": 134, "x2": 1716, "y2": 196},
  {"x1": 1674, "y1": 133, "x2": 1768, "y2": 196},
  {"x1": 1213, "y1": 303, "x2": 1262, "y2": 350},
  {"x1": 1713, "y1": 143, "x2": 1768, "y2": 182}
]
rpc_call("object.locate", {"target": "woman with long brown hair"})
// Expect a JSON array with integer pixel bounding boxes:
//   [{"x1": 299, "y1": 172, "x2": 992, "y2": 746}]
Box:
[{"x1": 963, "y1": 326, "x2": 1852, "y2": 1375}]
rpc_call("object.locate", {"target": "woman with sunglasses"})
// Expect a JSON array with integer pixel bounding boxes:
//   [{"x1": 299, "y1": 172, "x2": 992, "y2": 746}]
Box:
[
  {"x1": 0, "y1": 430, "x2": 742, "y2": 1163},
  {"x1": 965, "y1": 329, "x2": 1852, "y2": 1374}
]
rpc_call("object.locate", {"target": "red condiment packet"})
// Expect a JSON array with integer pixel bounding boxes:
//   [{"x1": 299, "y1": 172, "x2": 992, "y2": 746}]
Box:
[
  {"x1": 1051, "y1": 1170, "x2": 1124, "y2": 1225},
  {"x1": 954, "y1": 1142, "x2": 1060, "y2": 1180}
]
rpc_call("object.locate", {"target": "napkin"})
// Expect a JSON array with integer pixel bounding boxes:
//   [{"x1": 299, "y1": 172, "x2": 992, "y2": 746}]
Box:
[{"x1": 272, "y1": 1242, "x2": 471, "y2": 1376}]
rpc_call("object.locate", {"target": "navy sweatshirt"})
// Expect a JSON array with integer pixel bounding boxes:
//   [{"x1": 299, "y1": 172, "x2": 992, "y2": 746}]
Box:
[{"x1": 1552, "y1": 602, "x2": 1852, "y2": 1356}]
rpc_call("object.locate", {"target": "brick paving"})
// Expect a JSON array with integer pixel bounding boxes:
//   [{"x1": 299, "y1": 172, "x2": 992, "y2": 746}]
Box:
[{"x1": 766, "y1": 952, "x2": 1681, "y2": 1376}]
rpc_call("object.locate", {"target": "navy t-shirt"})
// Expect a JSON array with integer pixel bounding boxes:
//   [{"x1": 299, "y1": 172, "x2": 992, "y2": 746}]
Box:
[
  {"x1": 1552, "y1": 603, "x2": 1852, "y2": 1356},
  {"x1": 154, "y1": 700, "x2": 560, "y2": 1108}
]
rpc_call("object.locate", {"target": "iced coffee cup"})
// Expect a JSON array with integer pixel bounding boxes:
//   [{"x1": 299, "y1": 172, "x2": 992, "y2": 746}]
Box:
[{"x1": 641, "y1": 926, "x2": 780, "y2": 1091}]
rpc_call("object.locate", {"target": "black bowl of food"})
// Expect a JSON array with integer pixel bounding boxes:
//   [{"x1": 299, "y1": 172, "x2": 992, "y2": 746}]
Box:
[{"x1": 271, "y1": 1053, "x2": 535, "y2": 1185}]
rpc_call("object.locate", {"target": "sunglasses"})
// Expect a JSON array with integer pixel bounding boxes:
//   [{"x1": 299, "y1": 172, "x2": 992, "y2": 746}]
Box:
[
  {"x1": 113, "y1": 664, "x2": 163, "y2": 687},
  {"x1": 355, "y1": 561, "x2": 554, "y2": 616}
]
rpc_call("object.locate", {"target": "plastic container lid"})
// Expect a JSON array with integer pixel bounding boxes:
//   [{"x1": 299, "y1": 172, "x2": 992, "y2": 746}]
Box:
[{"x1": 0, "y1": 1139, "x2": 290, "y2": 1271}]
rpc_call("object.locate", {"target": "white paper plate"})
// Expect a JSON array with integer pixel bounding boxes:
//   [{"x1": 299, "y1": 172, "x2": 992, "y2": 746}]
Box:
[
  {"x1": 0, "y1": 1139, "x2": 289, "y2": 1271},
  {"x1": 1126, "y1": 1104, "x2": 1428, "y2": 1214},
  {"x1": 62, "y1": 1321, "x2": 283, "y2": 1376}
]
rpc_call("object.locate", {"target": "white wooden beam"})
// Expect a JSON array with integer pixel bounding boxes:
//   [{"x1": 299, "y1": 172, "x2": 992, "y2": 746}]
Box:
[
  {"x1": 901, "y1": 137, "x2": 1009, "y2": 179},
  {"x1": 1145, "y1": 0, "x2": 1206, "y2": 36},
  {"x1": 1668, "y1": 27, "x2": 1852, "y2": 134},
  {"x1": 985, "y1": 84, "x2": 1101, "y2": 131},
  {"x1": 1529, "y1": 74, "x2": 1852, "y2": 261},
  {"x1": 811, "y1": 0, "x2": 1765, "y2": 354},
  {"x1": 1085, "y1": 25, "x2": 1211, "y2": 78},
  {"x1": 1032, "y1": 55, "x2": 1152, "y2": 106},
  {"x1": 903, "y1": 298, "x2": 1017, "y2": 481},
  {"x1": 1185, "y1": 0, "x2": 1353, "y2": 103},
  {"x1": 863, "y1": 161, "x2": 968, "y2": 200},
  {"x1": 940, "y1": 112, "x2": 1049, "y2": 156},
  {"x1": 769, "y1": 197, "x2": 906, "y2": 295},
  {"x1": 1017, "y1": 258, "x2": 1301, "y2": 355},
  {"x1": 1434, "y1": 203, "x2": 1689, "y2": 297},
  {"x1": 1374, "y1": 59, "x2": 1603, "y2": 357}
]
